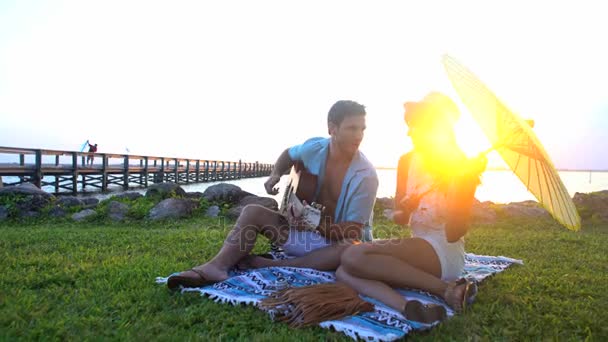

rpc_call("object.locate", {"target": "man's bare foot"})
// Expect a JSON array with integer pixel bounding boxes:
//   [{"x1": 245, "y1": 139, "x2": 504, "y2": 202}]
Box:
[
  {"x1": 237, "y1": 255, "x2": 278, "y2": 270},
  {"x1": 403, "y1": 300, "x2": 447, "y2": 324},
  {"x1": 166, "y1": 262, "x2": 230, "y2": 290},
  {"x1": 193, "y1": 263, "x2": 230, "y2": 282}
]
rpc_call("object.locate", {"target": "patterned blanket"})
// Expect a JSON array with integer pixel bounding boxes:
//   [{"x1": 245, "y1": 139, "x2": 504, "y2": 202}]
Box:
[{"x1": 157, "y1": 253, "x2": 522, "y2": 341}]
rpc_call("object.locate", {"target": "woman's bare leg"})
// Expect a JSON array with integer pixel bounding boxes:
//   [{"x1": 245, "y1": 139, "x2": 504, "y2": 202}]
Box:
[
  {"x1": 336, "y1": 265, "x2": 447, "y2": 323},
  {"x1": 340, "y1": 238, "x2": 447, "y2": 297},
  {"x1": 335, "y1": 266, "x2": 406, "y2": 311},
  {"x1": 339, "y1": 238, "x2": 470, "y2": 311}
]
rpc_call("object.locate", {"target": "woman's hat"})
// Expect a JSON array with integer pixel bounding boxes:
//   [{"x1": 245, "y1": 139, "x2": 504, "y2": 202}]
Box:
[{"x1": 404, "y1": 92, "x2": 460, "y2": 128}]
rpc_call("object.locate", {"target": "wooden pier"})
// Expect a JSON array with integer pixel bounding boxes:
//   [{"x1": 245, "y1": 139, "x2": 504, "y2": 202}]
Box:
[{"x1": 0, "y1": 146, "x2": 273, "y2": 194}]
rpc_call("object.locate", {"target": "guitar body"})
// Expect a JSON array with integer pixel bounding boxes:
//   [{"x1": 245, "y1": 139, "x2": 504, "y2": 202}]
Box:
[{"x1": 280, "y1": 161, "x2": 325, "y2": 229}]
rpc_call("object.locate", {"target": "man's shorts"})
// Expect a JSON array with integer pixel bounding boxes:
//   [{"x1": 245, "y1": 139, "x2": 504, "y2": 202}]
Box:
[{"x1": 280, "y1": 227, "x2": 332, "y2": 257}]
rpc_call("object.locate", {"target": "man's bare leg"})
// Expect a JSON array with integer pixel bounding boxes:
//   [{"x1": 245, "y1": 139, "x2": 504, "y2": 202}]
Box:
[
  {"x1": 191, "y1": 204, "x2": 289, "y2": 282},
  {"x1": 238, "y1": 242, "x2": 353, "y2": 271}
]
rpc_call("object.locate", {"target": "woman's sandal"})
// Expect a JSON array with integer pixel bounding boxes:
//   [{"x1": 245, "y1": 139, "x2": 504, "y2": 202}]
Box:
[
  {"x1": 403, "y1": 300, "x2": 447, "y2": 324},
  {"x1": 444, "y1": 278, "x2": 478, "y2": 312}
]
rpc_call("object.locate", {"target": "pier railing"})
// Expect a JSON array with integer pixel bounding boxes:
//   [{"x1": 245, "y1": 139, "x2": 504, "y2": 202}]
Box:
[{"x1": 0, "y1": 146, "x2": 273, "y2": 194}]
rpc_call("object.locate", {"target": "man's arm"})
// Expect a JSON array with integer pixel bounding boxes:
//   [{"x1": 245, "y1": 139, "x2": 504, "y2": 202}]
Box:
[
  {"x1": 264, "y1": 148, "x2": 295, "y2": 195},
  {"x1": 273, "y1": 149, "x2": 294, "y2": 176}
]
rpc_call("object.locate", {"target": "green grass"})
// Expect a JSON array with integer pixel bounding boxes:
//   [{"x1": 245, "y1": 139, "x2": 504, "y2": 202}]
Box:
[{"x1": 0, "y1": 215, "x2": 606, "y2": 341}]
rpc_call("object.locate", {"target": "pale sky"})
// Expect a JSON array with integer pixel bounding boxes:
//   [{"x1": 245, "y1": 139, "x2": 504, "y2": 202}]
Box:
[{"x1": 1, "y1": 0, "x2": 607, "y2": 169}]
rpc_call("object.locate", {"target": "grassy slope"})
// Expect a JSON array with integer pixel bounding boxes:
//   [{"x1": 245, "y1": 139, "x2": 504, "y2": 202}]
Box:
[{"x1": 0, "y1": 215, "x2": 606, "y2": 341}]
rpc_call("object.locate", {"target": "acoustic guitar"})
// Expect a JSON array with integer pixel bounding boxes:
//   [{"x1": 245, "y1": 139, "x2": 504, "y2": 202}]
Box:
[{"x1": 280, "y1": 161, "x2": 325, "y2": 231}]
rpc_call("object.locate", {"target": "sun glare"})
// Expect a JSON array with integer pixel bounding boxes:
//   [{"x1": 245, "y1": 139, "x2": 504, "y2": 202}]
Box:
[
  {"x1": 453, "y1": 109, "x2": 507, "y2": 170},
  {"x1": 453, "y1": 116, "x2": 489, "y2": 157}
]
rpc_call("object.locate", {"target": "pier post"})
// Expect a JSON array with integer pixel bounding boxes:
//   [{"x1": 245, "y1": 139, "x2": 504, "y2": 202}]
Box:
[
  {"x1": 204, "y1": 161, "x2": 209, "y2": 181},
  {"x1": 173, "y1": 158, "x2": 178, "y2": 183},
  {"x1": 54, "y1": 155, "x2": 60, "y2": 193},
  {"x1": 34, "y1": 150, "x2": 42, "y2": 188},
  {"x1": 101, "y1": 154, "x2": 108, "y2": 192},
  {"x1": 185, "y1": 160, "x2": 190, "y2": 183},
  {"x1": 195, "y1": 160, "x2": 200, "y2": 182},
  {"x1": 144, "y1": 157, "x2": 149, "y2": 187},
  {"x1": 123, "y1": 155, "x2": 129, "y2": 190},
  {"x1": 19, "y1": 154, "x2": 24, "y2": 184},
  {"x1": 72, "y1": 152, "x2": 78, "y2": 194},
  {"x1": 159, "y1": 158, "x2": 165, "y2": 183}
]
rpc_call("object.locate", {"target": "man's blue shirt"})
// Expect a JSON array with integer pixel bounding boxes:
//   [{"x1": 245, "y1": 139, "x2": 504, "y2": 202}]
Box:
[{"x1": 288, "y1": 137, "x2": 378, "y2": 240}]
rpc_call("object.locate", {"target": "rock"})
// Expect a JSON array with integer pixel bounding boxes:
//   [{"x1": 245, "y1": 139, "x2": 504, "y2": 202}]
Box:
[
  {"x1": 114, "y1": 192, "x2": 143, "y2": 201},
  {"x1": 225, "y1": 195, "x2": 280, "y2": 219},
  {"x1": 81, "y1": 197, "x2": 100, "y2": 206},
  {"x1": 202, "y1": 183, "x2": 252, "y2": 204},
  {"x1": 0, "y1": 205, "x2": 8, "y2": 221},
  {"x1": 238, "y1": 195, "x2": 279, "y2": 210},
  {"x1": 375, "y1": 197, "x2": 395, "y2": 210},
  {"x1": 56, "y1": 196, "x2": 84, "y2": 208},
  {"x1": 573, "y1": 190, "x2": 608, "y2": 220},
  {"x1": 225, "y1": 206, "x2": 243, "y2": 220},
  {"x1": 185, "y1": 191, "x2": 204, "y2": 199},
  {"x1": 382, "y1": 209, "x2": 394, "y2": 220},
  {"x1": 107, "y1": 201, "x2": 129, "y2": 221},
  {"x1": 0, "y1": 183, "x2": 54, "y2": 214},
  {"x1": 501, "y1": 200, "x2": 550, "y2": 218},
  {"x1": 72, "y1": 209, "x2": 97, "y2": 221},
  {"x1": 48, "y1": 206, "x2": 67, "y2": 218},
  {"x1": 145, "y1": 183, "x2": 186, "y2": 199},
  {"x1": 471, "y1": 200, "x2": 498, "y2": 223},
  {"x1": 205, "y1": 205, "x2": 221, "y2": 218},
  {"x1": 20, "y1": 211, "x2": 40, "y2": 218},
  {"x1": 148, "y1": 198, "x2": 198, "y2": 220},
  {"x1": 0, "y1": 183, "x2": 53, "y2": 199}
]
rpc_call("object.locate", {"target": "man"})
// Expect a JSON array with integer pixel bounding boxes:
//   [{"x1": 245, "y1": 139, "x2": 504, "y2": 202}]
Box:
[
  {"x1": 87, "y1": 142, "x2": 98, "y2": 166},
  {"x1": 167, "y1": 100, "x2": 378, "y2": 289}
]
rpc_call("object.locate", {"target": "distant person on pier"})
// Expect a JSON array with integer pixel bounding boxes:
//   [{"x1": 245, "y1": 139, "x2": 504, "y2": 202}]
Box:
[
  {"x1": 87, "y1": 141, "x2": 98, "y2": 166},
  {"x1": 167, "y1": 100, "x2": 379, "y2": 289}
]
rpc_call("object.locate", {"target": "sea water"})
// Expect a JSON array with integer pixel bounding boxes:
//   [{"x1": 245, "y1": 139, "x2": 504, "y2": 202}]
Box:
[{"x1": 2, "y1": 170, "x2": 606, "y2": 204}]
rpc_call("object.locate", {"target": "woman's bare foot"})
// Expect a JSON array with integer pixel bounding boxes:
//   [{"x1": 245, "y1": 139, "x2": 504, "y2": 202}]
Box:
[
  {"x1": 443, "y1": 278, "x2": 477, "y2": 312},
  {"x1": 237, "y1": 255, "x2": 279, "y2": 270}
]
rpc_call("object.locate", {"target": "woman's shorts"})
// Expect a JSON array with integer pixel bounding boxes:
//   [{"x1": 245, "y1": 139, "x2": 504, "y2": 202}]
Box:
[{"x1": 418, "y1": 233, "x2": 465, "y2": 281}]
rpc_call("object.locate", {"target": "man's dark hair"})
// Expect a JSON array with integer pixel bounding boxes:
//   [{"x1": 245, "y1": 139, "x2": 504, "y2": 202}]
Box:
[{"x1": 327, "y1": 100, "x2": 366, "y2": 126}]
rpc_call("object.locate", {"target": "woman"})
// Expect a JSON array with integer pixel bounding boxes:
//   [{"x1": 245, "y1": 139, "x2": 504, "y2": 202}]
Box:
[{"x1": 334, "y1": 92, "x2": 486, "y2": 323}]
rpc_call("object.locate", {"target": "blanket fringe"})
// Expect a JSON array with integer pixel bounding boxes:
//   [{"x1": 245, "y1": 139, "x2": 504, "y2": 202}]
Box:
[{"x1": 259, "y1": 283, "x2": 374, "y2": 328}]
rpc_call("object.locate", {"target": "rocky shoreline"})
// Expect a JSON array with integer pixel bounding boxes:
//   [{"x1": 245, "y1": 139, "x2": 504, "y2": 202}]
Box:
[{"x1": 0, "y1": 182, "x2": 606, "y2": 224}]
